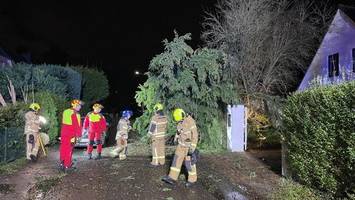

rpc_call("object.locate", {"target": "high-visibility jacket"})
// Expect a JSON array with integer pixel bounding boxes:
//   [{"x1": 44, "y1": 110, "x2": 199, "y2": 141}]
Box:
[
  {"x1": 176, "y1": 115, "x2": 198, "y2": 149},
  {"x1": 83, "y1": 112, "x2": 106, "y2": 133},
  {"x1": 61, "y1": 108, "x2": 82, "y2": 137}
]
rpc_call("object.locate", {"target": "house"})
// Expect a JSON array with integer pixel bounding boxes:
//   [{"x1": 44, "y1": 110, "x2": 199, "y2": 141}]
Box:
[
  {"x1": 0, "y1": 48, "x2": 13, "y2": 68},
  {"x1": 298, "y1": 5, "x2": 355, "y2": 91}
]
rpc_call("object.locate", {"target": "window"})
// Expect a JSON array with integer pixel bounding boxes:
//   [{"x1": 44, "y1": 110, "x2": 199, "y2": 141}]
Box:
[
  {"x1": 227, "y1": 114, "x2": 231, "y2": 127},
  {"x1": 353, "y1": 49, "x2": 355, "y2": 72},
  {"x1": 328, "y1": 53, "x2": 339, "y2": 77}
]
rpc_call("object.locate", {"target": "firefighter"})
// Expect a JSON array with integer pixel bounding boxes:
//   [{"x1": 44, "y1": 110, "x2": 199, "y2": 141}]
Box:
[
  {"x1": 148, "y1": 103, "x2": 168, "y2": 166},
  {"x1": 162, "y1": 108, "x2": 199, "y2": 187},
  {"x1": 24, "y1": 103, "x2": 41, "y2": 162},
  {"x1": 115, "y1": 110, "x2": 133, "y2": 160},
  {"x1": 84, "y1": 103, "x2": 107, "y2": 160},
  {"x1": 59, "y1": 99, "x2": 83, "y2": 172}
]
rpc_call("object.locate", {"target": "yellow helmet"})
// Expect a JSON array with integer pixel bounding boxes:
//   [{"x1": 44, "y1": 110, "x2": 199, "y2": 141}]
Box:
[
  {"x1": 71, "y1": 99, "x2": 83, "y2": 108},
  {"x1": 153, "y1": 103, "x2": 163, "y2": 111},
  {"x1": 29, "y1": 103, "x2": 41, "y2": 112},
  {"x1": 173, "y1": 108, "x2": 185, "y2": 122},
  {"x1": 93, "y1": 103, "x2": 104, "y2": 110}
]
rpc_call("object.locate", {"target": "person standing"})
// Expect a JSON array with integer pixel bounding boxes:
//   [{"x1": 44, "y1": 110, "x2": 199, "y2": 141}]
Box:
[
  {"x1": 115, "y1": 110, "x2": 132, "y2": 160},
  {"x1": 59, "y1": 99, "x2": 83, "y2": 172},
  {"x1": 148, "y1": 103, "x2": 168, "y2": 166},
  {"x1": 83, "y1": 103, "x2": 107, "y2": 160},
  {"x1": 24, "y1": 103, "x2": 41, "y2": 162},
  {"x1": 162, "y1": 108, "x2": 199, "y2": 187}
]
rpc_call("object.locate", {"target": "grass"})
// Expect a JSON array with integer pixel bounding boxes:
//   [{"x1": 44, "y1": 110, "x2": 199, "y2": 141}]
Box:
[
  {"x1": 34, "y1": 174, "x2": 66, "y2": 194},
  {"x1": 0, "y1": 157, "x2": 27, "y2": 175},
  {"x1": 0, "y1": 183, "x2": 15, "y2": 194}
]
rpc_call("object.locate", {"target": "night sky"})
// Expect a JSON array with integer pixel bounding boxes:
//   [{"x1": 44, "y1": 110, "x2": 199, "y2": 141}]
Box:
[
  {"x1": 0, "y1": 0, "x2": 217, "y2": 112},
  {"x1": 0, "y1": 0, "x2": 353, "y2": 112}
]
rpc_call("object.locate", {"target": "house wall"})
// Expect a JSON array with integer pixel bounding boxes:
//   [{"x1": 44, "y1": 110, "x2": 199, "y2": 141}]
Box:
[
  {"x1": 0, "y1": 55, "x2": 12, "y2": 69},
  {"x1": 298, "y1": 10, "x2": 355, "y2": 90}
]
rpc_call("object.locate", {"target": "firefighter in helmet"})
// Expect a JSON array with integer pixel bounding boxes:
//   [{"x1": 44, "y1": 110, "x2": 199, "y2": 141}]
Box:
[
  {"x1": 148, "y1": 103, "x2": 168, "y2": 166},
  {"x1": 115, "y1": 110, "x2": 133, "y2": 160},
  {"x1": 24, "y1": 103, "x2": 41, "y2": 162},
  {"x1": 59, "y1": 99, "x2": 83, "y2": 172},
  {"x1": 162, "y1": 108, "x2": 199, "y2": 187},
  {"x1": 83, "y1": 103, "x2": 107, "y2": 160}
]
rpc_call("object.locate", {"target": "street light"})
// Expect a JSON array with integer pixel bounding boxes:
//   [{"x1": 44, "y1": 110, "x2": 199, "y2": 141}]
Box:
[{"x1": 134, "y1": 70, "x2": 141, "y2": 75}]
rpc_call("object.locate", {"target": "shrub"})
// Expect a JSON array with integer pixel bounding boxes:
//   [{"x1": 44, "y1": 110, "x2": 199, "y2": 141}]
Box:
[
  {"x1": 0, "y1": 63, "x2": 81, "y2": 101},
  {"x1": 0, "y1": 103, "x2": 28, "y2": 162},
  {"x1": 0, "y1": 103, "x2": 27, "y2": 129},
  {"x1": 35, "y1": 92, "x2": 66, "y2": 143},
  {"x1": 73, "y1": 66, "x2": 109, "y2": 113},
  {"x1": 38, "y1": 64, "x2": 82, "y2": 99},
  {"x1": 282, "y1": 81, "x2": 355, "y2": 198},
  {"x1": 270, "y1": 179, "x2": 323, "y2": 200}
]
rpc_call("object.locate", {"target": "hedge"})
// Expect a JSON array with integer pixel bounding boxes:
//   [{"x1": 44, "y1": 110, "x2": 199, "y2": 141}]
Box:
[
  {"x1": 282, "y1": 81, "x2": 355, "y2": 198},
  {"x1": 0, "y1": 103, "x2": 28, "y2": 162},
  {"x1": 0, "y1": 63, "x2": 81, "y2": 100},
  {"x1": 73, "y1": 66, "x2": 109, "y2": 113},
  {"x1": 35, "y1": 91, "x2": 67, "y2": 143}
]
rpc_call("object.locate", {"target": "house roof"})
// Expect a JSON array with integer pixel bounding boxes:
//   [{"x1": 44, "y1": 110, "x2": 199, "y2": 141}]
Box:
[{"x1": 339, "y1": 4, "x2": 355, "y2": 22}]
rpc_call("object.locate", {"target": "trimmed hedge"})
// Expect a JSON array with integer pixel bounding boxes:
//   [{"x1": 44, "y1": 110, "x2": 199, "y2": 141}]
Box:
[
  {"x1": 282, "y1": 81, "x2": 355, "y2": 198},
  {"x1": 73, "y1": 66, "x2": 109, "y2": 113},
  {"x1": 0, "y1": 63, "x2": 81, "y2": 100},
  {"x1": 38, "y1": 64, "x2": 82, "y2": 99}
]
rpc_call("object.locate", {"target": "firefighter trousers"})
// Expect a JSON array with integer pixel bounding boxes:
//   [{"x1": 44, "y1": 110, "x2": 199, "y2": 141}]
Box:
[
  {"x1": 116, "y1": 137, "x2": 127, "y2": 160},
  {"x1": 87, "y1": 131, "x2": 102, "y2": 154},
  {"x1": 26, "y1": 132, "x2": 40, "y2": 160},
  {"x1": 60, "y1": 134, "x2": 75, "y2": 168},
  {"x1": 151, "y1": 137, "x2": 165, "y2": 165},
  {"x1": 168, "y1": 145, "x2": 197, "y2": 183}
]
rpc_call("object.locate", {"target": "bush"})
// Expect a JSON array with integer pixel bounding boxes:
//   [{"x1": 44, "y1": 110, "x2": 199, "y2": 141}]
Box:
[
  {"x1": 0, "y1": 63, "x2": 81, "y2": 100},
  {"x1": 282, "y1": 81, "x2": 355, "y2": 198},
  {"x1": 270, "y1": 179, "x2": 324, "y2": 200},
  {"x1": 35, "y1": 92, "x2": 66, "y2": 143},
  {"x1": 0, "y1": 103, "x2": 27, "y2": 129},
  {"x1": 0, "y1": 103, "x2": 28, "y2": 162},
  {"x1": 73, "y1": 66, "x2": 109, "y2": 113},
  {"x1": 37, "y1": 64, "x2": 82, "y2": 99}
]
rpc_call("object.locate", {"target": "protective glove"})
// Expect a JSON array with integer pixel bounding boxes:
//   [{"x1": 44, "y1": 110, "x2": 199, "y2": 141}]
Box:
[
  {"x1": 28, "y1": 134, "x2": 35, "y2": 144},
  {"x1": 173, "y1": 135, "x2": 178, "y2": 145},
  {"x1": 190, "y1": 149, "x2": 199, "y2": 165},
  {"x1": 120, "y1": 138, "x2": 126, "y2": 145},
  {"x1": 188, "y1": 147, "x2": 195, "y2": 155},
  {"x1": 70, "y1": 137, "x2": 76, "y2": 144}
]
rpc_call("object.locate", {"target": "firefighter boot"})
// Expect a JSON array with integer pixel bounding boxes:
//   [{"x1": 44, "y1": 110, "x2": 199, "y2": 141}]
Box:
[
  {"x1": 162, "y1": 175, "x2": 176, "y2": 185},
  {"x1": 95, "y1": 153, "x2": 102, "y2": 160},
  {"x1": 30, "y1": 154, "x2": 37, "y2": 162},
  {"x1": 185, "y1": 181, "x2": 195, "y2": 188},
  {"x1": 88, "y1": 153, "x2": 92, "y2": 160}
]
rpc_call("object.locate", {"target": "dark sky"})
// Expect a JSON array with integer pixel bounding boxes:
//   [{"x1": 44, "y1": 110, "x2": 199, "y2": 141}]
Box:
[
  {"x1": 0, "y1": 0, "x2": 353, "y2": 112},
  {"x1": 0, "y1": 0, "x2": 217, "y2": 112}
]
